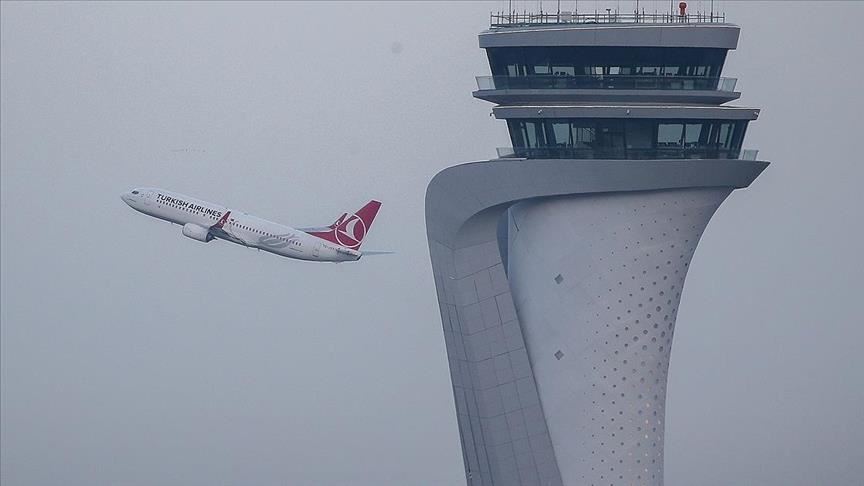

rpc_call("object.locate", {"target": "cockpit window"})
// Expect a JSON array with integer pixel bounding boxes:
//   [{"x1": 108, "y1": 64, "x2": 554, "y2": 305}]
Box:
[{"x1": 131, "y1": 190, "x2": 139, "y2": 194}]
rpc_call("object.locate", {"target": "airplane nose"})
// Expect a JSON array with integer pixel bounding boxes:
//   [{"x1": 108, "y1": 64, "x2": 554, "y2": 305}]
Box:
[{"x1": 121, "y1": 192, "x2": 133, "y2": 204}]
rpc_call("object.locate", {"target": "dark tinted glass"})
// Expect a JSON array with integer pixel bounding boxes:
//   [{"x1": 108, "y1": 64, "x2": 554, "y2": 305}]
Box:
[
  {"x1": 488, "y1": 47, "x2": 727, "y2": 78},
  {"x1": 506, "y1": 118, "x2": 748, "y2": 159}
]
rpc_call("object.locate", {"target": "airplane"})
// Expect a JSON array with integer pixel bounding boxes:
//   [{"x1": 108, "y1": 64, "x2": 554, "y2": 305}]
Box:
[{"x1": 121, "y1": 187, "x2": 385, "y2": 262}]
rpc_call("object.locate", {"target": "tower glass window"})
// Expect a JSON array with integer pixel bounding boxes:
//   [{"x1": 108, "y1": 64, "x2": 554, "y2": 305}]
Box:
[
  {"x1": 488, "y1": 46, "x2": 728, "y2": 79},
  {"x1": 507, "y1": 118, "x2": 748, "y2": 159}
]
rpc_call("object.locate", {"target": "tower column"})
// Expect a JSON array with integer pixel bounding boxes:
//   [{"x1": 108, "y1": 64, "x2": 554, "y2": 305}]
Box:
[
  {"x1": 427, "y1": 10, "x2": 766, "y2": 485},
  {"x1": 506, "y1": 188, "x2": 730, "y2": 485}
]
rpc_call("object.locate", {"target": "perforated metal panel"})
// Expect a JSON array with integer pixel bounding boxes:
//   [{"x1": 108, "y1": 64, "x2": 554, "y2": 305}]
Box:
[{"x1": 507, "y1": 188, "x2": 730, "y2": 485}]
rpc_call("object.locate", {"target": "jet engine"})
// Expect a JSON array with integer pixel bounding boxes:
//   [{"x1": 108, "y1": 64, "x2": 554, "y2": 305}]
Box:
[{"x1": 182, "y1": 223, "x2": 213, "y2": 242}]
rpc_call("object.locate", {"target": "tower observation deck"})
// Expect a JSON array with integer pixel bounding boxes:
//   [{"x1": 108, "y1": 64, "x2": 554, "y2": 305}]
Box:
[{"x1": 425, "y1": 6, "x2": 767, "y2": 486}]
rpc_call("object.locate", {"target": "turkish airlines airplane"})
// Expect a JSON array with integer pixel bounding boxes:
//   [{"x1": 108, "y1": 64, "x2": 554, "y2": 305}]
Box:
[{"x1": 121, "y1": 188, "x2": 384, "y2": 262}]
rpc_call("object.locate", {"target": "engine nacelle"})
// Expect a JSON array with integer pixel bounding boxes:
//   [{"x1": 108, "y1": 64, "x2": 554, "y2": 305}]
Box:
[{"x1": 182, "y1": 223, "x2": 213, "y2": 242}]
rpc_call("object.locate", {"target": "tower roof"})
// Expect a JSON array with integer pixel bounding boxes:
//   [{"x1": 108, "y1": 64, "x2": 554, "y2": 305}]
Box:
[{"x1": 480, "y1": 22, "x2": 739, "y2": 49}]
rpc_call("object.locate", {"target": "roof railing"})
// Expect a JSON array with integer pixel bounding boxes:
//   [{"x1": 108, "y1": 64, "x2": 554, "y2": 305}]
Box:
[
  {"x1": 490, "y1": 10, "x2": 726, "y2": 27},
  {"x1": 739, "y1": 149, "x2": 759, "y2": 160},
  {"x1": 496, "y1": 146, "x2": 755, "y2": 160}
]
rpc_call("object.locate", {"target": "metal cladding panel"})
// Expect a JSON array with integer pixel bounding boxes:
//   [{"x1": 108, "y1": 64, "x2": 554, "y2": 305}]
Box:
[
  {"x1": 426, "y1": 159, "x2": 766, "y2": 247},
  {"x1": 478, "y1": 24, "x2": 740, "y2": 49},
  {"x1": 492, "y1": 105, "x2": 760, "y2": 120},
  {"x1": 472, "y1": 89, "x2": 742, "y2": 106},
  {"x1": 507, "y1": 188, "x2": 731, "y2": 485},
  {"x1": 430, "y1": 233, "x2": 563, "y2": 486}
]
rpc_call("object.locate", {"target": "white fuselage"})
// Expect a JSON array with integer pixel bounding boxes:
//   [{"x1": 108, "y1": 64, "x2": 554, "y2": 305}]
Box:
[{"x1": 121, "y1": 188, "x2": 361, "y2": 262}]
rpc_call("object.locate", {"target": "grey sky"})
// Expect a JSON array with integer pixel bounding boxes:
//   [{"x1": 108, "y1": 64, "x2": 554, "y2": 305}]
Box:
[{"x1": 1, "y1": 2, "x2": 862, "y2": 485}]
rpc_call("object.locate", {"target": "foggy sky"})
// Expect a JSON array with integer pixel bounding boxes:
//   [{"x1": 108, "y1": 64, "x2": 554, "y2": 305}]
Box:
[{"x1": 2, "y1": 2, "x2": 862, "y2": 485}]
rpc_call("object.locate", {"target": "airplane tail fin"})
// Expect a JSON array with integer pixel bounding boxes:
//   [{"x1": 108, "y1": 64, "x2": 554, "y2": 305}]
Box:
[
  {"x1": 306, "y1": 200, "x2": 381, "y2": 249},
  {"x1": 329, "y1": 213, "x2": 348, "y2": 229}
]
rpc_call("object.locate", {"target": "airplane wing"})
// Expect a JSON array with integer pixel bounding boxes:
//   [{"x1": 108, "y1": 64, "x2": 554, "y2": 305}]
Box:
[
  {"x1": 207, "y1": 211, "x2": 247, "y2": 245},
  {"x1": 209, "y1": 226, "x2": 236, "y2": 242}
]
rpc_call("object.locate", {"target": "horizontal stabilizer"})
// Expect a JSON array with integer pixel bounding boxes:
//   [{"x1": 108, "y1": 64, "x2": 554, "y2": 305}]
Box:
[{"x1": 361, "y1": 250, "x2": 395, "y2": 256}]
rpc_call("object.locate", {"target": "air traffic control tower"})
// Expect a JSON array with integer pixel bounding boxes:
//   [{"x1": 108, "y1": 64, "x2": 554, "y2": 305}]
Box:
[{"x1": 425, "y1": 7, "x2": 768, "y2": 486}]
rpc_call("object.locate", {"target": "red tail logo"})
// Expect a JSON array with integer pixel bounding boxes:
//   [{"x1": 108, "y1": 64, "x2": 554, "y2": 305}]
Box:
[
  {"x1": 213, "y1": 211, "x2": 231, "y2": 229},
  {"x1": 307, "y1": 201, "x2": 381, "y2": 249},
  {"x1": 329, "y1": 213, "x2": 348, "y2": 229}
]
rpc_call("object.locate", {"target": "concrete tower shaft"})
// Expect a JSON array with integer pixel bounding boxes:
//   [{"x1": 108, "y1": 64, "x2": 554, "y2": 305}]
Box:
[{"x1": 507, "y1": 188, "x2": 730, "y2": 484}]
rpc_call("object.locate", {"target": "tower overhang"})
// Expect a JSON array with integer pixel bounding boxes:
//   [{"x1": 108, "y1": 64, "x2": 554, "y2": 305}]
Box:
[
  {"x1": 492, "y1": 105, "x2": 760, "y2": 121},
  {"x1": 427, "y1": 159, "x2": 767, "y2": 248},
  {"x1": 473, "y1": 88, "x2": 741, "y2": 105},
  {"x1": 479, "y1": 23, "x2": 740, "y2": 50}
]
